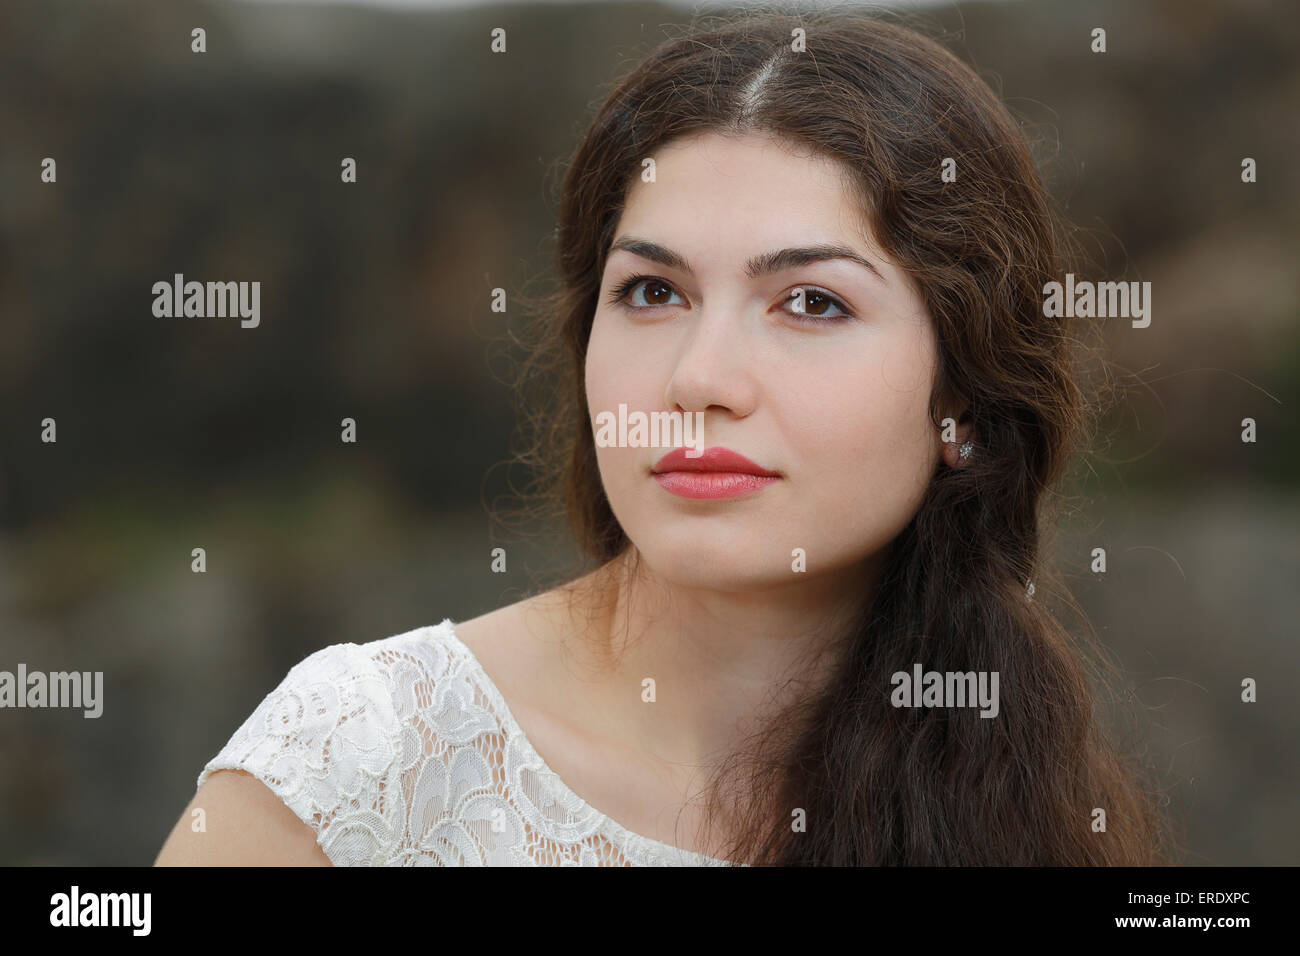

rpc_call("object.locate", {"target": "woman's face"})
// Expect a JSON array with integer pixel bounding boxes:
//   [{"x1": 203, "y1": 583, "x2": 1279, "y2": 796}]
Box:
[{"x1": 586, "y1": 129, "x2": 945, "y2": 593}]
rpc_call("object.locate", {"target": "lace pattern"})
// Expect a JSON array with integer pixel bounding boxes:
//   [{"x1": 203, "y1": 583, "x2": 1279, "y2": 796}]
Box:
[{"x1": 197, "y1": 619, "x2": 741, "y2": 866}]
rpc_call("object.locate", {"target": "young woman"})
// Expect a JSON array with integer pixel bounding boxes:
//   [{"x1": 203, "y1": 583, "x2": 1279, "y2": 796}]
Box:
[{"x1": 156, "y1": 9, "x2": 1172, "y2": 866}]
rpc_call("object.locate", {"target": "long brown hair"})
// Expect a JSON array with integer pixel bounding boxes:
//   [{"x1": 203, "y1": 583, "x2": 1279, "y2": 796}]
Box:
[{"x1": 499, "y1": 6, "x2": 1178, "y2": 865}]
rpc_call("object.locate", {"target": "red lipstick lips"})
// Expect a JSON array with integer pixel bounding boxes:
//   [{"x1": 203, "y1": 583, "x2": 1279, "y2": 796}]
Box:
[{"x1": 651, "y1": 446, "x2": 781, "y2": 499}]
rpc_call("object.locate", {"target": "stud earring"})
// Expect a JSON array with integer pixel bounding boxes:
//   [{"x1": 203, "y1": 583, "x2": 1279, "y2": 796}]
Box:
[{"x1": 958, "y1": 440, "x2": 973, "y2": 460}]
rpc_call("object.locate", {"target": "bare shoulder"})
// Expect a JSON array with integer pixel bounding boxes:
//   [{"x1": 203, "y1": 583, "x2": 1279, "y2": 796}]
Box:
[
  {"x1": 450, "y1": 586, "x2": 603, "y2": 731},
  {"x1": 154, "y1": 769, "x2": 330, "y2": 866},
  {"x1": 451, "y1": 590, "x2": 572, "y2": 684}
]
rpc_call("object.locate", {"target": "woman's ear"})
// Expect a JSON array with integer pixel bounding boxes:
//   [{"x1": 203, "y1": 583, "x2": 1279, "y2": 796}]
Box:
[
  {"x1": 938, "y1": 407, "x2": 974, "y2": 468},
  {"x1": 940, "y1": 433, "x2": 975, "y2": 468}
]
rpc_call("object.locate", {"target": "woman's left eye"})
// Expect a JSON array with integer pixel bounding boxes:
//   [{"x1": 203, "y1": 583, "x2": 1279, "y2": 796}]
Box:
[{"x1": 783, "y1": 287, "x2": 852, "y2": 322}]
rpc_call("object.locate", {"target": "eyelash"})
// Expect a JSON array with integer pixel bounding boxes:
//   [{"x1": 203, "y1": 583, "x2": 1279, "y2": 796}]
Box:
[{"x1": 604, "y1": 273, "x2": 854, "y2": 323}]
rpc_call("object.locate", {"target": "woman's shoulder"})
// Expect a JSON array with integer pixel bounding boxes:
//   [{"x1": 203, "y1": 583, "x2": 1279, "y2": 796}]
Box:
[
  {"x1": 194, "y1": 618, "x2": 499, "y2": 865},
  {"x1": 205, "y1": 618, "x2": 476, "y2": 747}
]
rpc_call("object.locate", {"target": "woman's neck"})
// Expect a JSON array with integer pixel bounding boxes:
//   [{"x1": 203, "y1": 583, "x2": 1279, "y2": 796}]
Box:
[{"x1": 543, "y1": 547, "x2": 876, "y2": 778}]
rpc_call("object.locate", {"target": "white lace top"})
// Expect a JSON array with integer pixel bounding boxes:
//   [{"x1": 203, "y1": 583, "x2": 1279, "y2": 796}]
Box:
[{"x1": 197, "y1": 618, "x2": 740, "y2": 866}]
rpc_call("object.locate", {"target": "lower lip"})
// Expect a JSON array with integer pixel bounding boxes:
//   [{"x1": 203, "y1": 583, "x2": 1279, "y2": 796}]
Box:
[{"x1": 652, "y1": 471, "x2": 780, "y2": 499}]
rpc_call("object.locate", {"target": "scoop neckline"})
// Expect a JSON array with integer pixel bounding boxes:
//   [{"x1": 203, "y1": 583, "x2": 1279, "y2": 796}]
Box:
[{"x1": 428, "y1": 617, "x2": 740, "y2": 866}]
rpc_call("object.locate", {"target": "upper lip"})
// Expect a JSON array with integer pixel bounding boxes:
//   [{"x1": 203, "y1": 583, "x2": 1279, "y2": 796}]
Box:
[{"x1": 651, "y1": 446, "x2": 780, "y2": 476}]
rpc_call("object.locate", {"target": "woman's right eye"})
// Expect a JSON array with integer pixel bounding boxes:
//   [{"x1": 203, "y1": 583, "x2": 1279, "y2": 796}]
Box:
[{"x1": 607, "y1": 275, "x2": 685, "y2": 310}]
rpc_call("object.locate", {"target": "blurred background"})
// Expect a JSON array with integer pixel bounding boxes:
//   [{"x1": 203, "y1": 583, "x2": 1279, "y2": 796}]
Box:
[{"x1": 0, "y1": 0, "x2": 1296, "y2": 865}]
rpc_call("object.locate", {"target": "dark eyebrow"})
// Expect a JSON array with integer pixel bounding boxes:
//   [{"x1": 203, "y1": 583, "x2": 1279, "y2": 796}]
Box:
[{"x1": 606, "y1": 236, "x2": 887, "y2": 285}]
